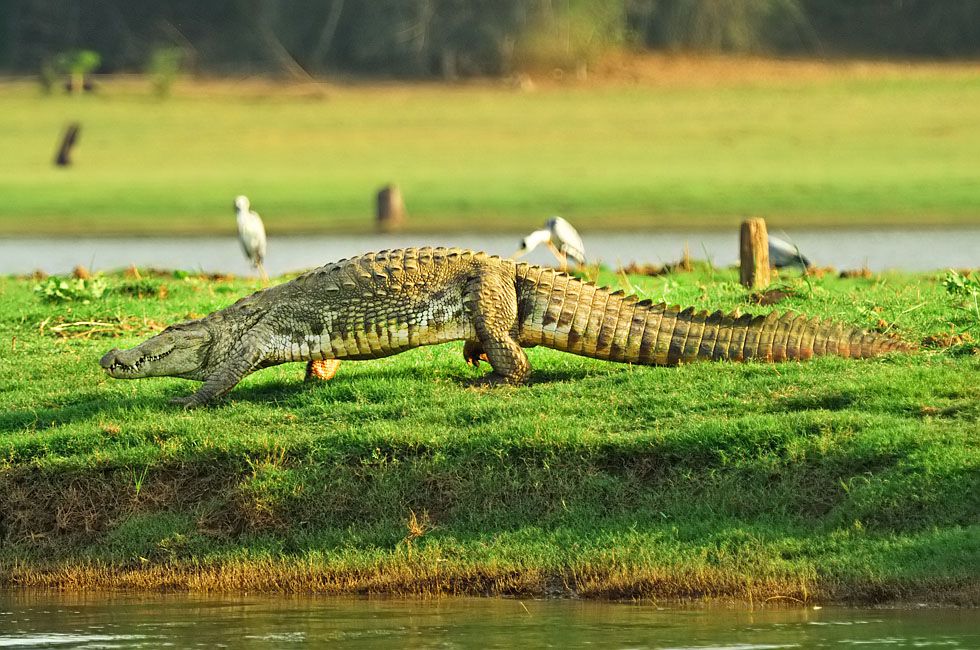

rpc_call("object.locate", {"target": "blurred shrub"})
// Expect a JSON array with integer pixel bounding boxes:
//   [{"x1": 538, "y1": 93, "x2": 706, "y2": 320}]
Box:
[
  {"x1": 34, "y1": 276, "x2": 108, "y2": 303},
  {"x1": 941, "y1": 270, "x2": 980, "y2": 325},
  {"x1": 513, "y1": 0, "x2": 626, "y2": 73},
  {"x1": 38, "y1": 58, "x2": 59, "y2": 94},
  {"x1": 148, "y1": 47, "x2": 183, "y2": 98},
  {"x1": 40, "y1": 50, "x2": 101, "y2": 93},
  {"x1": 61, "y1": 50, "x2": 101, "y2": 92}
]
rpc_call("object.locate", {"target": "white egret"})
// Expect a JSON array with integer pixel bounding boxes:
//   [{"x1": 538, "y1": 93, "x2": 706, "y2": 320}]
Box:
[
  {"x1": 514, "y1": 216, "x2": 586, "y2": 271},
  {"x1": 768, "y1": 234, "x2": 810, "y2": 269},
  {"x1": 234, "y1": 195, "x2": 268, "y2": 282}
]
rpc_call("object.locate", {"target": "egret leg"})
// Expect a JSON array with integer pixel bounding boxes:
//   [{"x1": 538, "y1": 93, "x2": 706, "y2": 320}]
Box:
[{"x1": 546, "y1": 242, "x2": 568, "y2": 272}]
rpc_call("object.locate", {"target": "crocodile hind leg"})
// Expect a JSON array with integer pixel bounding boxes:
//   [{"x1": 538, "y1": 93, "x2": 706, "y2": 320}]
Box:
[
  {"x1": 464, "y1": 271, "x2": 531, "y2": 385},
  {"x1": 306, "y1": 359, "x2": 342, "y2": 381},
  {"x1": 463, "y1": 339, "x2": 537, "y2": 367}
]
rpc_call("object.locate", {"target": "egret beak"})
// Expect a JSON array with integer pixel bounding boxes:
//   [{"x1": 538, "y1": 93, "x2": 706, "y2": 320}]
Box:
[{"x1": 512, "y1": 239, "x2": 532, "y2": 260}]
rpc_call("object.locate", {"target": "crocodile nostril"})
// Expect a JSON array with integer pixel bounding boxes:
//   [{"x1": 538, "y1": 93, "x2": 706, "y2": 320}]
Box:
[{"x1": 100, "y1": 349, "x2": 120, "y2": 369}]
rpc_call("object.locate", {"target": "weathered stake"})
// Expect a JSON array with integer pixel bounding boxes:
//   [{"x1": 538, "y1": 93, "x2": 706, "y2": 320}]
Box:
[
  {"x1": 376, "y1": 184, "x2": 405, "y2": 232},
  {"x1": 54, "y1": 122, "x2": 81, "y2": 167},
  {"x1": 740, "y1": 218, "x2": 771, "y2": 289}
]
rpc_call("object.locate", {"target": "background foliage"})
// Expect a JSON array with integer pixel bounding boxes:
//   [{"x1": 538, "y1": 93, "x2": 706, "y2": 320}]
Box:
[{"x1": 1, "y1": 0, "x2": 978, "y2": 79}]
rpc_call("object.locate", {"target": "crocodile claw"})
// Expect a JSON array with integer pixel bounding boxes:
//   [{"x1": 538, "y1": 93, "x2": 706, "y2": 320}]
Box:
[
  {"x1": 169, "y1": 395, "x2": 203, "y2": 410},
  {"x1": 462, "y1": 341, "x2": 490, "y2": 368}
]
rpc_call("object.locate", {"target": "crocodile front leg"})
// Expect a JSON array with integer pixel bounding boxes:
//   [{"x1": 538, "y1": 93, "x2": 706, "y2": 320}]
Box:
[
  {"x1": 169, "y1": 357, "x2": 253, "y2": 408},
  {"x1": 464, "y1": 270, "x2": 531, "y2": 385},
  {"x1": 170, "y1": 332, "x2": 268, "y2": 408}
]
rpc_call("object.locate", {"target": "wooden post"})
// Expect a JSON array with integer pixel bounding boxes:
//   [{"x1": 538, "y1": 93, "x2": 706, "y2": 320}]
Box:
[
  {"x1": 55, "y1": 122, "x2": 81, "y2": 167},
  {"x1": 740, "y1": 218, "x2": 771, "y2": 289},
  {"x1": 376, "y1": 184, "x2": 405, "y2": 232}
]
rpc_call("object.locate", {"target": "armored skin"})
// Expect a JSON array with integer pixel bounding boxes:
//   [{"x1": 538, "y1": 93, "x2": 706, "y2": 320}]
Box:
[{"x1": 100, "y1": 247, "x2": 913, "y2": 408}]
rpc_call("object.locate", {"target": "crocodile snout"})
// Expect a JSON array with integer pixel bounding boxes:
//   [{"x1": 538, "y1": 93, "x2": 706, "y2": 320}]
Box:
[{"x1": 100, "y1": 349, "x2": 120, "y2": 369}]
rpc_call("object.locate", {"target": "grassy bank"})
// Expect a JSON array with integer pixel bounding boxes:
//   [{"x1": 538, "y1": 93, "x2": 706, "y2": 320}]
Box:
[
  {"x1": 1, "y1": 56, "x2": 979, "y2": 235},
  {"x1": 1, "y1": 262, "x2": 978, "y2": 603}
]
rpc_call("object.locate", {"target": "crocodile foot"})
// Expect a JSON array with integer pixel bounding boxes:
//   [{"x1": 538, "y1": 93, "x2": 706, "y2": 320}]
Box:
[
  {"x1": 464, "y1": 374, "x2": 521, "y2": 389},
  {"x1": 306, "y1": 359, "x2": 342, "y2": 382},
  {"x1": 169, "y1": 394, "x2": 206, "y2": 410}
]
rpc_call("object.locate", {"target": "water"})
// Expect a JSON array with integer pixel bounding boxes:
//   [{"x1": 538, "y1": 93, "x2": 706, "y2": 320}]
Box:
[
  {"x1": 2, "y1": 228, "x2": 978, "y2": 277},
  {"x1": 0, "y1": 592, "x2": 977, "y2": 649}
]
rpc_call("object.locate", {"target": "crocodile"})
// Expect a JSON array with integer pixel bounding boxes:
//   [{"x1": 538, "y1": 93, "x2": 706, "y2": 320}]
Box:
[{"x1": 100, "y1": 247, "x2": 913, "y2": 408}]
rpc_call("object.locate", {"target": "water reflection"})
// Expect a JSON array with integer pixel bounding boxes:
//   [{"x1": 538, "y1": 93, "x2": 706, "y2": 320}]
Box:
[
  {"x1": 1, "y1": 228, "x2": 978, "y2": 276},
  {"x1": 0, "y1": 592, "x2": 977, "y2": 649}
]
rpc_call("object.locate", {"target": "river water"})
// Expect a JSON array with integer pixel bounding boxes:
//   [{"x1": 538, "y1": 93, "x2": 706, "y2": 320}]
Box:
[
  {"x1": 1, "y1": 592, "x2": 977, "y2": 649},
  {"x1": 2, "y1": 228, "x2": 979, "y2": 277}
]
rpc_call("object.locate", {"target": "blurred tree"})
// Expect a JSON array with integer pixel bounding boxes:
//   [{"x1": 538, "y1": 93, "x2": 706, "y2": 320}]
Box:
[
  {"x1": 800, "y1": 0, "x2": 980, "y2": 58},
  {"x1": 627, "y1": 0, "x2": 815, "y2": 53},
  {"x1": 0, "y1": 2, "x2": 12, "y2": 68},
  {"x1": 307, "y1": 0, "x2": 344, "y2": 71},
  {"x1": 1, "y1": 0, "x2": 977, "y2": 77},
  {"x1": 331, "y1": 0, "x2": 526, "y2": 77},
  {"x1": 240, "y1": 0, "x2": 313, "y2": 79},
  {"x1": 148, "y1": 46, "x2": 183, "y2": 98}
]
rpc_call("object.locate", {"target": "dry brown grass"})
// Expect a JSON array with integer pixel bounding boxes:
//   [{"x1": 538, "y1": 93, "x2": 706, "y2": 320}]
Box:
[
  {"x1": 0, "y1": 465, "x2": 244, "y2": 548},
  {"x1": 403, "y1": 509, "x2": 434, "y2": 543},
  {"x1": 583, "y1": 52, "x2": 980, "y2": 88},
  {"x1": 37, "y1": 315, "x2": 166, "y2": 340},
  {"x1": 4, "y1": 559, "x2": 976, "y2": 605}
]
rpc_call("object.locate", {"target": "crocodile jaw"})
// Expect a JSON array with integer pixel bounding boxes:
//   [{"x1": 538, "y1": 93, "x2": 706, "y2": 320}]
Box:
[{"x1": 101, "y1": 325, "x2": 213, "y2": 380}]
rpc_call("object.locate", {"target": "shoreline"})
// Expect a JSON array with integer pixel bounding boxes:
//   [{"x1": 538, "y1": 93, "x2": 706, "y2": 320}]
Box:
[{"x1": 2, "y1": 220, "x2": 980, "y2": 240}]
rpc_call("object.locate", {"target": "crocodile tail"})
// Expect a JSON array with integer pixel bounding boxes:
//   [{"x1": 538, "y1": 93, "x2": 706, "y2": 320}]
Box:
[
  {"x1": 519, "y1": 270, "x2": 913, "y2": 365},
  {"x1": 617, "y1": 305, "x2": 915, "y2": 365}
]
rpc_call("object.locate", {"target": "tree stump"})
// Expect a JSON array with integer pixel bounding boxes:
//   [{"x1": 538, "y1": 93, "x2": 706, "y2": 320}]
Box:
[
  {"x1": 55, "y1": 122, "x2": 81, "y2": 167},
  {"x1": 376, "y1": 184, "x2": 405, "y2": 232},
  {"x1": 740, "y1": 218, "x2": 771, "y2": 289}
]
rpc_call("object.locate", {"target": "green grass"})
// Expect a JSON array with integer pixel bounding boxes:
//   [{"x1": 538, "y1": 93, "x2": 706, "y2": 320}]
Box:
[
  {"x1": 1, "y1": 264, "x2": 978, "y2": 602},
  {"x1": 1, "y1": 61, "x2": 979, "y2": 235}
]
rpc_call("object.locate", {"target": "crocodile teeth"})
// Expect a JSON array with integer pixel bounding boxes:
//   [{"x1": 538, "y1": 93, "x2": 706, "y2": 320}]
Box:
[{"x1": 110, "y1": 350, "x2": 169, "y2": 372}]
